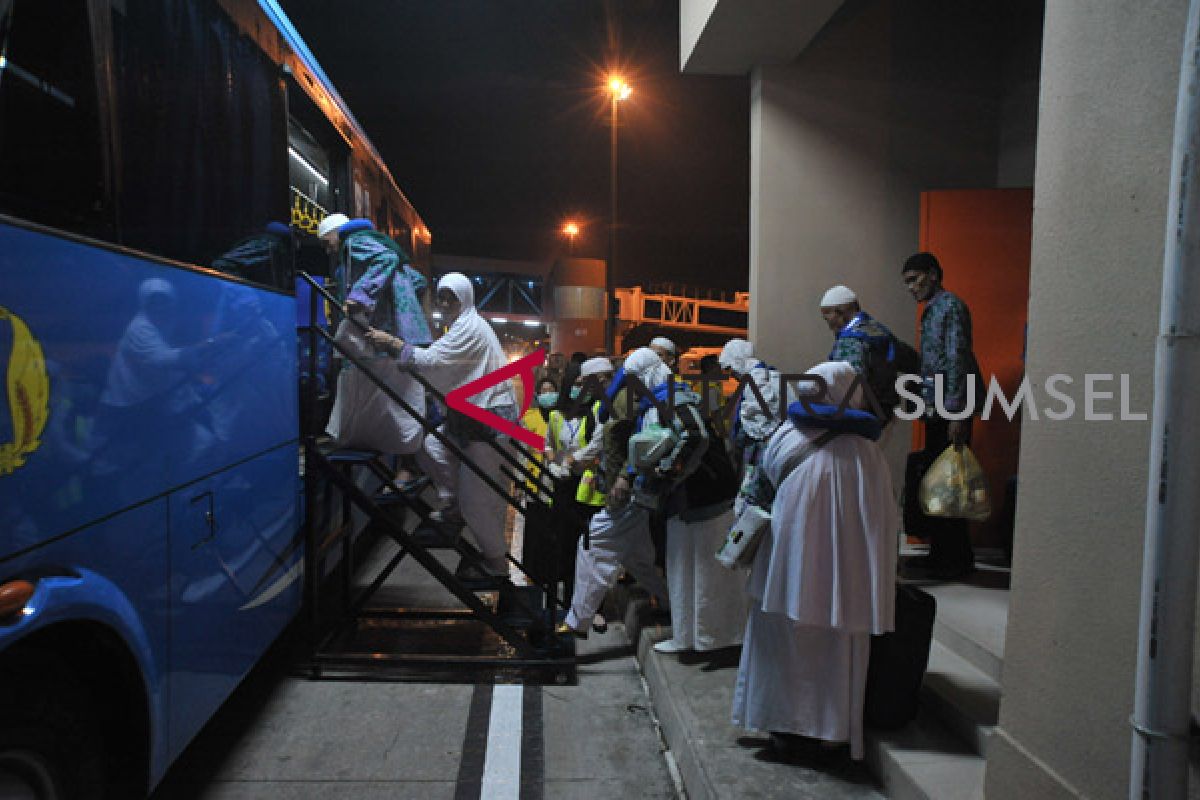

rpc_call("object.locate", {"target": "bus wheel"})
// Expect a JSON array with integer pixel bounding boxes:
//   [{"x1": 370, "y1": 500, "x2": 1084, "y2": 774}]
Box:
[
  {"x1": 0, "y1": 750, "x2": 62, "y2": 800},
  {"x1": 0, "y1": 655, "x2": 105, "y2": 800}
]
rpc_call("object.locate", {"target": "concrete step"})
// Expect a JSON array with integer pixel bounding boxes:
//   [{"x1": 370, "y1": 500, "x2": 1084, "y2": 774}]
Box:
[
  {"x1": 864, "y1": 708, "x2": 986, "y2": 800},
  {"x1": 920, "y1": 640, "x2": 999, "y2": 757},
  {"x1": 921, "y1": 580, "x2": 1008, "y2": 684}
]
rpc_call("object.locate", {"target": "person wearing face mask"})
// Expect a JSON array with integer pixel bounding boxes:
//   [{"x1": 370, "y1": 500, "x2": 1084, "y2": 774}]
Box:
[
  {"x1": 518, "y1": 376, "x2": 559, "y2": 502},
  {"x1": 560, "y1": 357, "x2": 614, "y2": 489},
  {"x1": 365, "y1": 272, "x2": 517, "y2": 578},
  {"x1": 545, "y1": 360, "x2": 608, "y2": 606}
]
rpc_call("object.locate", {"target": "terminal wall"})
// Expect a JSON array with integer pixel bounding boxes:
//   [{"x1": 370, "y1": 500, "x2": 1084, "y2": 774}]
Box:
[
  {"x1": 985, "y1": 2, "x2": 1186, "y2": 797},
  {"x1": 748, "y1": 0, "x2": 1017, "y2": 479}
]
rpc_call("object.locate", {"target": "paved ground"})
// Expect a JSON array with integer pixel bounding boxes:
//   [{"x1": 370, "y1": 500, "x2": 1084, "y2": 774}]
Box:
[
  {"x1": 151, "y1": 535, "x2": 679, "y2": 800},
  {"x1": 151, "y1": 517, "x2": 893, "y2": 799}
]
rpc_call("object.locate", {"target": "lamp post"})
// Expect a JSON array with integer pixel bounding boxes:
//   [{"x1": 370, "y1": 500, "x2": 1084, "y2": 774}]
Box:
[{"x1": 606, "y1": 76, "x2": 631, "y2": 353}]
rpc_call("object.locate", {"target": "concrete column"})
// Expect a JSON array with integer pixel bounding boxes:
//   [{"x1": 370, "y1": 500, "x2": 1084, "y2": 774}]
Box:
[
  {"x1": 747, "y1": 0, "x2": 1007, "y2": 477},
  {"x1": 984, "y1": 2, "x2": 1187, "y2": 798}
]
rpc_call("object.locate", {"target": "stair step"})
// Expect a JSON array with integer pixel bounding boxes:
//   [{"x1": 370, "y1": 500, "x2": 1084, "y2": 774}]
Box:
[
  {"x1": 409, "y1": 526, "x2": 457, "y2": 549},
  {"x1": 922, "y1": 582, "x2": 1007, "y2": 683},
  {"x1": 865, "y1": 708, "x2": 986, "y2": 800},
  {"x1": 323, "y1": 448, "x2": 381, "y2": 464},
  {"x1": 921, "y1": 640, "x2": 999, "y2": 757}
]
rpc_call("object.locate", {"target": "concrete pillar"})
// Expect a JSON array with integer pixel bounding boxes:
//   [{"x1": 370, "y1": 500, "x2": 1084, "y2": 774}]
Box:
[
  {"x1": 984, "y1": 2, "x2": 1187, "y2": 798},
  {"x1": 748, "y1": 0, "x2": 1007, "y2": 476},
  {"x1": 549, "y1": 258, "x2": 607, "y2": 357}
]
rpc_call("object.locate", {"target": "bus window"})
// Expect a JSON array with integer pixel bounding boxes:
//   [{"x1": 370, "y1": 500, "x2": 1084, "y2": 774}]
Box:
[
  {"x1": 112, "y1": 0, "x2": 288, "y2": 282},
  {"x1": 0, "y1": 0, "x2": 110, "y2": 238},
  {"x1": 288, "y1": 117, "x2": 333, "y2": 236}
]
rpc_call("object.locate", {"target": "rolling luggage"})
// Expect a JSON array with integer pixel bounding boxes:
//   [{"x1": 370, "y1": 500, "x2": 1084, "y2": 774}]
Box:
[{"x1": 864, "y1": 583, "x2": 937, "y2": 729}]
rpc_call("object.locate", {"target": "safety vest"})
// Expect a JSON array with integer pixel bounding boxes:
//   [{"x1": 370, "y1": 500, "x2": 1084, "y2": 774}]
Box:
[
  {"x1": 550, "y1": 403, "x2": 606, "y2": 507},
  {"x1": 520, "y1": 407, "x2": 550, "y2": 494}
]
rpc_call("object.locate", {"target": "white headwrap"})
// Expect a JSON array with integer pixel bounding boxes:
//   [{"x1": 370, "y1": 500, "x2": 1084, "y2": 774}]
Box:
[
  {"x1": 650, "y1": 336, "x2": 676, "y2": 354},
  {"x1": 819, "y1": 285, "x2": 858, "y2": 308},
  {"x1": 622, "y1": 347, "x2": 672, "y2": 390},
  {"x1": 580, "y1": 356, "x2": 613, "y2": 377},
  {"x1": 794, "y1": 360, "x2": 864, "y2": 410},
  {"x1": 437, "y1": 272, "x2": 475, "y2": 324},
  {"x1": 405, "y1": 272, "x2": 513, "y2": 407},
  {"x1": 718, "y1": 338, "x2": 755, "y2": 376}
]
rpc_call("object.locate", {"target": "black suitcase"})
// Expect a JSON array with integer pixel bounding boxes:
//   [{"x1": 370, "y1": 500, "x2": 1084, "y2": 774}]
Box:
[{"x1": 864, "y1": 584, "x2": 937, "y2": 730}]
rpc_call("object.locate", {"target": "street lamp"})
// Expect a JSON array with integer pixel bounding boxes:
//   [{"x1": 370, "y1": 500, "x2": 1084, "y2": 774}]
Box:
[
  {"x1": 606, "y1": 75, "x2": 631, "y2": 352},
  {"x1": 562, "y1": 220, "x2": 580, "y2": 254}
]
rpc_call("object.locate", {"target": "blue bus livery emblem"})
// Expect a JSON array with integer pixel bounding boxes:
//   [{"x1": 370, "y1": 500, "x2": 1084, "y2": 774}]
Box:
[{"x1": 0, "y1": 307, "x2": 49, "y2": 477}]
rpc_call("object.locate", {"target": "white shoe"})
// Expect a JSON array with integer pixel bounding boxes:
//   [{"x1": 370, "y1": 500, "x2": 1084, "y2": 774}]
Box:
[{"x1": 653, "y1": 639, "x2": 690, "y2": 654}]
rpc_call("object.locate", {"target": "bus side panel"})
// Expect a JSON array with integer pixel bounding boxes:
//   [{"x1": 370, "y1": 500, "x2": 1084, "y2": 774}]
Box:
[
  {"x1": 0, "y1": 220, "x2": 298, "y2": 559},
  {"x1": 168, "y1": 444, "x2": 301, "y2": 760},
  {"x1": 0, "y1": 501, "x2": 172, "y2": 785}
]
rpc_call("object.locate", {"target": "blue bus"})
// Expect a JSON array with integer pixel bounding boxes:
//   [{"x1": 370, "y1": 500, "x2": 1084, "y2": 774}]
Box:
[{"x1": 0, "y1": 1, "x2": 429, "y2": 796}]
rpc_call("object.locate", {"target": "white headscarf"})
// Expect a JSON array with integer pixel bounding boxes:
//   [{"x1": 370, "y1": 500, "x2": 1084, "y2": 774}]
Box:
[
  {"x1": 718, "y1": 338, "x2": 755, "y2": 376},
  {"x1": 437, "y1": 272, "x2": 475, "y2": 325},
  {"x1": 622, "y1": 347, "x2": 672, "y2": 390},
  {"x1": 580, "y1": 356, "x2": 613, "y2": 377},
  {"x1": 405, "y1": 272, "x2": 514, "y2": 408},
  {"x1": 793, "y1": 360, "x2": 864, "y2": 410}
]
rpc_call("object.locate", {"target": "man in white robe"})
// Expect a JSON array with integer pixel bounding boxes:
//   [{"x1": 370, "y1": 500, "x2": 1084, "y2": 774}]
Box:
[
  {"x1": 731, "y1": 361, "x2": 897, "y2": 761},
  {"x1": 366, "y1": 272, "x2": 516, "y2": 576},
  {"x1": 557, "y1": 347, "x2": 672, "y2": 636}
]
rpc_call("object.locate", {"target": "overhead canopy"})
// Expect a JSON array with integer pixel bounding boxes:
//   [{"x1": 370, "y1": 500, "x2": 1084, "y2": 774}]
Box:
[{"x1": 680, "y1": 0, "x2": 845, "y2": 75}]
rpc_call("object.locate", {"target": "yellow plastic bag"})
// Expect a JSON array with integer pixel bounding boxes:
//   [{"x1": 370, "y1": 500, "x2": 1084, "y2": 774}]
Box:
[{"x1": 919, "y1": 445, "x2": 991, "y2": 520}]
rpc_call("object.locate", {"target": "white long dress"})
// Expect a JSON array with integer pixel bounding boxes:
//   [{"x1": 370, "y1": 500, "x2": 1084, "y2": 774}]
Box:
[
  {"x1": 664, "y1": 509, "x2": 749, "y2": 651},
  {"x1": 402, "y1": 273, "x2": 516, "y2": 572},
  {"x1": 730, "y1": 415, "x2": 897, "y2": 760}
]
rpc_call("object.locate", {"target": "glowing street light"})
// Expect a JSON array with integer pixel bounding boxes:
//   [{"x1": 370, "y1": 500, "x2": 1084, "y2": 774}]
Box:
[
  {"x1": 562, "y1": 220, "x2": 581, "y2": 254},
  {"x1": 605, "y1": 74, "x2": 632, "y2": 351}
]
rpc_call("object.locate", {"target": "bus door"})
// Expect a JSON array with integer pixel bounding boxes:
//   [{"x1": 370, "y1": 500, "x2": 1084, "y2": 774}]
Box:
[{"x1": 167, "y1": 445, "x2": 301, "y2": 757}]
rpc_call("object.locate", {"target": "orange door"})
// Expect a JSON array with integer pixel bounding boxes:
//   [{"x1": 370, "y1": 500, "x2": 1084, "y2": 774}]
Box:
[{"x1": 918, "y1": 188, "x2": 1032, "y2": 551}]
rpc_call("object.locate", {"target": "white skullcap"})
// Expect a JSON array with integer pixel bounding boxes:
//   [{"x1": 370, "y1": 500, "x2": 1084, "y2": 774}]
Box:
[
  {"x1": 580, "y1": 356, "x2": 613, "y2": 377},
  {"x1": 650, "y1": 336, "x2": 676, "y2": 354},
  {"x1": 317, "y1": 213, "x2": 350, "y2": 239},
  {"x1": 819, "y1": 285, "x2": 858, "y2": 308}
]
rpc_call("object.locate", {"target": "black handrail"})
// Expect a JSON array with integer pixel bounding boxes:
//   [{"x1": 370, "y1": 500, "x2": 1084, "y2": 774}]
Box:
[{"x1": 300, "y1": 271, "x2": 558, "y2": 500}]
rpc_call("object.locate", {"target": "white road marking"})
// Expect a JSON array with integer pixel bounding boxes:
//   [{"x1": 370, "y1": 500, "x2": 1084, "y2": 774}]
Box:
[{"x1": 481, "y1": 683, "x2": 523, "y2": 799}]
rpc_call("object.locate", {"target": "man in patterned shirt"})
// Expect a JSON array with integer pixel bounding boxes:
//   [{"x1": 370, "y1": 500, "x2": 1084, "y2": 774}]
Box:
[
  {"x1": 901, "y1": 252, "x2": 980, "y2": 579},
  {"x1": 821, "y1": 284, "x2": 899, "y2": 373}
]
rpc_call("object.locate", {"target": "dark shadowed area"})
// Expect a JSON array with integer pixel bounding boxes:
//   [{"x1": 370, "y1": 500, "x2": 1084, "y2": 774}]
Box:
[{"x1": 277, "y1": 0, "x2": 750, "y2": 290}]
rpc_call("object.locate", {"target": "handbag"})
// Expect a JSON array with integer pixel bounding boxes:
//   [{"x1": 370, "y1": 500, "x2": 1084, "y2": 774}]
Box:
[{"x1": 715, "y1": 429, "x2": 839, "y2": 569}]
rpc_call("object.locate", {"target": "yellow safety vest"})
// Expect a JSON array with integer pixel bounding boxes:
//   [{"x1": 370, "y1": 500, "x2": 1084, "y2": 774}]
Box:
[
  {"x1": 551, "y1": 402, "x2": 606, "y2": 508},
  {"x1": 520, "y1": 408, "x2": 550, "y2": 494}
]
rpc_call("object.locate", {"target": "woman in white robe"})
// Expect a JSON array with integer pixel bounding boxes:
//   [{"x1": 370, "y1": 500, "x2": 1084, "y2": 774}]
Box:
[
  {"x1": 367, "y1": 272, "x2": 516, "y2": 576},
  {"x1": 731, "y1": 361, "x2": 897, "y2": 761}
]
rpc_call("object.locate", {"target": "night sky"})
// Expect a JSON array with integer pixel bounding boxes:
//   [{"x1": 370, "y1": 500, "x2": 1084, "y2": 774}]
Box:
[{"x1": 277, "y1": 0, "x2": 750, "y2": 292}]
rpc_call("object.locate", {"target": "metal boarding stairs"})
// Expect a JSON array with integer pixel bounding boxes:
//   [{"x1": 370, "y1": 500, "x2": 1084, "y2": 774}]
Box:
[{"x1": 297, "y1": 272, "x2": 576, "y2": 684}]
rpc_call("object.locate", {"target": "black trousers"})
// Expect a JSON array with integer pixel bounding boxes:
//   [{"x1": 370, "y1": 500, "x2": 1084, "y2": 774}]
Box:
[{"x1": 903, "y1": 415, "x2": 975, "y2": 569}]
